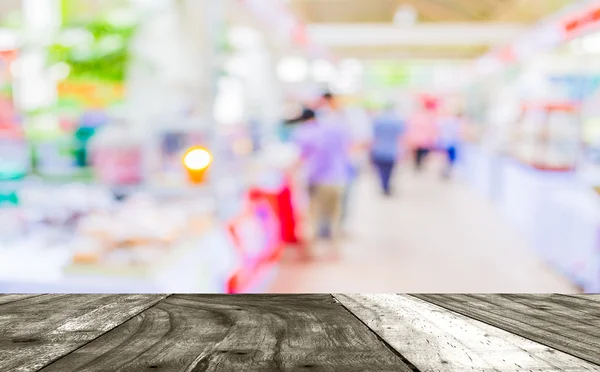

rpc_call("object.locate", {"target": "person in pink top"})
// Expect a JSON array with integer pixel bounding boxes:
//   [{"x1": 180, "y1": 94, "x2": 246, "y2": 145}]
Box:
[{"x1": 406, "y1": 97, "x2": 439, "y2": 172}]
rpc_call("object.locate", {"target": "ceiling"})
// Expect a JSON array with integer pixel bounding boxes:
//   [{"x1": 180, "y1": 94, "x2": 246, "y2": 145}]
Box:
[
  {"x1": 332, "y1": 45, "x2": 490, "y2": 59},
  {"x1": 289, "y1": 0, "x2": 576, "y2": 60},
  {"x1": 0, "y1": 0, "x2": 20, "y2": 17},
  {"x1": 289, "y1": 0, "x2": 575, "y2": 24}
]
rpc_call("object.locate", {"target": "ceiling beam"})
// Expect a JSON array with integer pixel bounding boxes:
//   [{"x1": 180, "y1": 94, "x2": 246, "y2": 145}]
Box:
[
  {"x1": 420, "y1": 0, "x2": 483, "y2": 20},
  {"x1": 307, "y1": 23, "x2": 528, "y2": 47},
  {"x1": 331, "y1": 48, "x2": 485, "y2": 60}
]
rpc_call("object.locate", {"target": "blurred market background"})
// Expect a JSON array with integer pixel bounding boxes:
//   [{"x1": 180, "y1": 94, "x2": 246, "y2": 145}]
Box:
[{"x1": 0, "y1": 0, "x2": 599, "y2": 293}]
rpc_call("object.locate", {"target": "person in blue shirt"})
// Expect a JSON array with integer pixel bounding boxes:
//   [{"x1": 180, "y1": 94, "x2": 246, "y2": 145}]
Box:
[
  {"x1": 436, "y1": 111, "x2": 463, "y2": 179},
  {"x1": 370, "y1": 104, "x2": 406, "y2": 196}
]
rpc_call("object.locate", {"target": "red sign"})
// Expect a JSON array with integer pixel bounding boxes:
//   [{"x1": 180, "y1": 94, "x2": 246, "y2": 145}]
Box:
[
  {"x1": 473, "y1": 3, "x2": 600, "y2": 77},
  {"x1": 562, "y1": 5, "x2": 600, "y2": 40}
]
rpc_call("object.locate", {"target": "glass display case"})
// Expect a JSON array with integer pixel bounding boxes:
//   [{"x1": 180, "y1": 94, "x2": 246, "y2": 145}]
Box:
[{"x1": 510, "y1": 103, "x2": 580, "y2": 171}]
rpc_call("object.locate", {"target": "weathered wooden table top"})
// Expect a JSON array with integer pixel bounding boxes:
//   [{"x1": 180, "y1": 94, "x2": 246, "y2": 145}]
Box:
[{"x1": 1, "y1": 294, "x2": 600, "y2": 371}]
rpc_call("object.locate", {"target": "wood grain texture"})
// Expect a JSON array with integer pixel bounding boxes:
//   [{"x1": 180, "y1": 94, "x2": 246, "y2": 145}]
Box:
[
  {"x1": 334, "y1": 294, "x2": 600, "y2": 371},
  {"x1": 39, "y1": 294, "x2": 413, "y2": 372},
  {"x1": 580, "y1": 295, "x2": 600, "y2": 302},
  {"x1": 0, "y1": 294, "x2": 168, "y2": 372},
  {"x1": 0, "y1": 294, "x2": 44, "y2": 306},
  {"x1": 412, "y1": 294, "x2": 600, "y2": 366}
]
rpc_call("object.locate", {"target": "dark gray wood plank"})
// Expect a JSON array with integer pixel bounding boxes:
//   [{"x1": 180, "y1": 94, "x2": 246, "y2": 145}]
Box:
[
  {"x1": 413, "y1": 294, "x2": 600, "y2": 366},
  {"x1": 580, "y1": 295, "x2": 600, "y2": 301},
  {"x1": 448, "y1": 294, "x2": 600, "y2": 338},
  {"x1": 0, "y1": 294, "x2": 168, "y2": 372},
  {"x1": 435, "y1": 294, "x2": 600, "y2": 345},
  {"x1": 499, "y1": 294, "x2": 600, "y2": 328},
  {"x1": 550, "y1": 294, "x2": 600, "y2": 311},
  {"x1": 39, "y1": 294, "x2": 413, "y2": 372},
  {"x1": 0, "y1": 294, "x2": 44, "y2": 306},
  {"x1": 335, "y1": 294, "x2": 599, "y2": 371}
]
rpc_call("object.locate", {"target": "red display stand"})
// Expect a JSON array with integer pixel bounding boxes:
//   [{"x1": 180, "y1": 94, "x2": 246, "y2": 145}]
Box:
[
  {"x1": 225, "y1": 171, "x2": 306, "y2": 293},
  {"x1": 225, "y1": 191, "x2": 284, "y2": 294},
  {"x1": 248, "y1": 175, "x2": 300, "y2": 244}
]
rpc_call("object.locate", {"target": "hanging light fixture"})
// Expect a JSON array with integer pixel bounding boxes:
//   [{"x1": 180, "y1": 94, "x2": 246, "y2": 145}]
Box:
[
  {"x1": 277, "y1": 57, "x2": 309, "y2": 83},
  {"x1": 393, "y1": 4, "x2": 418, "y2": 27},
  {"x1": 311, "y1": 59, "x2": 336, "y2": 83}
]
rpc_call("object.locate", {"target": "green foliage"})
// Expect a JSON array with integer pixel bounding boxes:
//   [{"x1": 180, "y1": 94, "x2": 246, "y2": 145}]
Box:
[
  {"x1": 48, "y1": 16, "x2": 137, "y2": 83},
  {"x1": 0, "y1": 84, "x2": 12, "y2": 97},
  {"x1": 365, "y1": 63, "x2": 411, "y2": 88}
]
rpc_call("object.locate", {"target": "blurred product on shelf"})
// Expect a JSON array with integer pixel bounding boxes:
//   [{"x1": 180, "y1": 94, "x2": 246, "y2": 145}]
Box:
[
  {"x1": 0, "y1": 122, "x2": 28, "y2": 181},
  {"x1": 89, "y1": 122, "x2": 144, "y2": 187},
  {"x1": 510, "y1": 102, "x2": 580, "y2": 171},
  {"x1": 70, "y1": 193, "x2": 215, "y2": 266}
]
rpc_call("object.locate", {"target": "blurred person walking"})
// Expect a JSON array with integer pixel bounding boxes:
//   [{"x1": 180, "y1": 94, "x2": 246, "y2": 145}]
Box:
[
  {"x1": 406, "y1": 97, "x2": 439, "y2": 172},
  {"x1": 341, "y1": 105, "x2": 372, "y2": 223},
  {"x1": 437, "y1": 110, "x2": 463, "y2": 179},
  {"x1": 370, "y1": 103, "x2": 406, "y2": 196},
  {"x1": 316, "y1": 92, "x2": 360, "y2": 232},
  {"x1": 290, "y1": 105, "x2": 351, "y2": 260}
]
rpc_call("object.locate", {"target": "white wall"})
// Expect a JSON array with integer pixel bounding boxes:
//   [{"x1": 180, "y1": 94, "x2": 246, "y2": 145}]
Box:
[
  {"x1": 12, "y1": 0, "x2": 62, "y2": 112},
  {"x1": 126, "y1": 0, "x2": 204, "y2": 135}
]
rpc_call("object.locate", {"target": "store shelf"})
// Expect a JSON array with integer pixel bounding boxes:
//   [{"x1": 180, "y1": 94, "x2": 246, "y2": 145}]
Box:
[{"x1": 0, "y1": 227, "x2": 242, "y2": 293}]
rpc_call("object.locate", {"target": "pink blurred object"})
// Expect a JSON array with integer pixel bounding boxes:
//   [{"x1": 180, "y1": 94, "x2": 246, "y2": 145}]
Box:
[
  {"x1": 226, "y1": 193, "x2": 283, "y2": 294},
  {"x1": 420, "y1": 95, "x2": 439, "y2": 111},
  {"x1": 405, "y1": 111, "x2": 439, "y2": 150},
  {"x1": 93, "y1": 148, "x2": 143, "y2": 185},
  {"x1": 0, "y1": 97, "x2": 18, "y2": 134}
]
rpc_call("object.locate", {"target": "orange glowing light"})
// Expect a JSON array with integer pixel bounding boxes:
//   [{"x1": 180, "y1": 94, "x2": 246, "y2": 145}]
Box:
[{"x1": 183, "y1": 147, "x2": 212, "y2": 171}]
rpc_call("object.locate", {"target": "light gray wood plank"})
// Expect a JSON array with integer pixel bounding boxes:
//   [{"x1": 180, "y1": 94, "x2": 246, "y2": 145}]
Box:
[
  {"x1": 0, "y1": 294, "x2": 44, "y2": 306},
  {"x1": 335, "y1": 294, "x2": 600, "y2": 371},
  {"x1": 40, "y1": 294, "x2": 413, "y2": 372},
  {"x1": 414, "y1": 294, "x2": 600, "y2": 366},
  {"x1": 0, "y1": 294, "x2": 168, "y2": 372}
]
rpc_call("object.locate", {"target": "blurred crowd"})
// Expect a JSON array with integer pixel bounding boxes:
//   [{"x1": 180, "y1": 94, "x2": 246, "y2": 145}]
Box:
[{"x1": 283, "y1": 92, "x2": 464, "y2": 260}]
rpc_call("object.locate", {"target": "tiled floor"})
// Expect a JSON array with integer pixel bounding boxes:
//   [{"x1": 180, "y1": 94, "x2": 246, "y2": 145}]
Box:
[{"x1": 269, "y1": 161, "x2": 578, "y2": 293}]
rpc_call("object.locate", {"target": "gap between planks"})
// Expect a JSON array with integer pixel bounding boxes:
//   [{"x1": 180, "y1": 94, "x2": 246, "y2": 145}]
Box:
[{"x1": 331, "y1": 294, "x2": 422, "y2": 372}]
